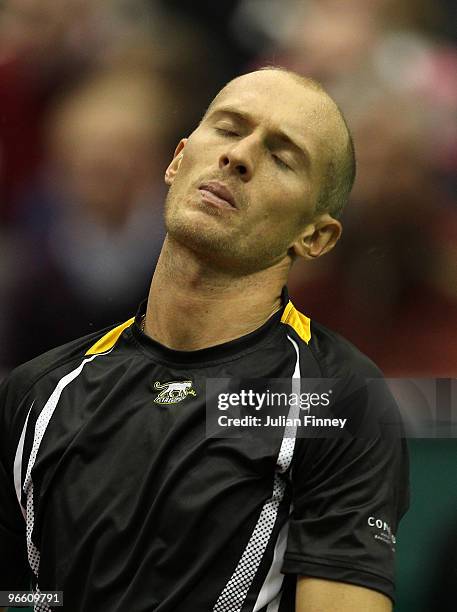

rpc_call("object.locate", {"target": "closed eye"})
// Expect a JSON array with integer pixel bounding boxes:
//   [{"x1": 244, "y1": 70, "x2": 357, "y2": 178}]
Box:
[
  {"x1": 272, "y1": 154, "x2": 291, "y2": 170},
  {"x1": 215, "y1": 127, "x2": 240, "y2": 138}
]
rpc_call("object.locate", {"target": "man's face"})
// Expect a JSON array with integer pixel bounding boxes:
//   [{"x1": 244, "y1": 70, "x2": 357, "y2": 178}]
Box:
[{"x1": 164, "y1": 70, "x2": 334, "y2": 274}]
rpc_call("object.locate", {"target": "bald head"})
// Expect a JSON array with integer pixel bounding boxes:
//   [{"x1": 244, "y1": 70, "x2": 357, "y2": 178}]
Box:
[
  {"x1": 165, "y1": 67, "x2": 350, "y2": 272},
  {"x1": 205, "y1": 67, "x2": 356, "y2": 219}
]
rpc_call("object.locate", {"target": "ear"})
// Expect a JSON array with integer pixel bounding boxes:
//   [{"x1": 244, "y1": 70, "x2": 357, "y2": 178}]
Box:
[
  {"x1": 291, "y1": 213, "x2": 342, "y2": 260},
  {"x1": 165, "y1": 138, "x2": 187, "y2": 186}
]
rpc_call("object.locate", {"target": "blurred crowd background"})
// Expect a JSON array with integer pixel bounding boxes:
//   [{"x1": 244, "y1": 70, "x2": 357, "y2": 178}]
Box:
[
  {"x1": 0, "y1": 1, "x2": 456, "y2": 611},
  {"x1": 0, "y1": 0, "x2": 456, "y2": 375}
]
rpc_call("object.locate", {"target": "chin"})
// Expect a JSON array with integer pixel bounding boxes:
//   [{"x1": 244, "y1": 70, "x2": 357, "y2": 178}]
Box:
[{"x1": 166, "y1": 212, "x2": 231, "y2": 253}]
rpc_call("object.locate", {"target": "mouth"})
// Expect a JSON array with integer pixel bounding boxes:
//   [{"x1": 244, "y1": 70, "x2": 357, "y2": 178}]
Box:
[{"x1": 198, "y1": 181, "x2": 237, "y2": 210}]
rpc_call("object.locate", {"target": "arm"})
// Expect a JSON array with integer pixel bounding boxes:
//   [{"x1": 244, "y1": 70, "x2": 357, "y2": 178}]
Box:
[
  {"x1": 282, "y1": 373, "x2": 410, "y2": 606},
  {"x1": 0, "y1": 379, "x2": 31, "y2": 592},
  {"x1": 296, "y1": 577, "x2": 392, "y2": 612}
]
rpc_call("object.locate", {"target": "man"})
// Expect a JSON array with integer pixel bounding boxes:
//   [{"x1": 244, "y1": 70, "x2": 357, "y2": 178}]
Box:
[{"x1": 0, "y1": 68, "x2": 409, "y2": 611}]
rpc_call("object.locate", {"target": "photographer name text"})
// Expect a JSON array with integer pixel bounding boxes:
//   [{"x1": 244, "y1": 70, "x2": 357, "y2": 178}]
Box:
[{"x1": 217, "y1": 414, "x2": 347, "y2": 429}]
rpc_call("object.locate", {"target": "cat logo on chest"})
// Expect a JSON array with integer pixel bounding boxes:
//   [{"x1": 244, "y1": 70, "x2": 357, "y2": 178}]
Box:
[{"x1": 153, "y1": 380, "x2": 197, "y2": 404}]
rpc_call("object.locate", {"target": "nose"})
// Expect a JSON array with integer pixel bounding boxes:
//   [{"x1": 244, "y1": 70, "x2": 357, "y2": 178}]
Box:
[{"x1": 218, "y1": 138, "x2": 255, "y2": 181}]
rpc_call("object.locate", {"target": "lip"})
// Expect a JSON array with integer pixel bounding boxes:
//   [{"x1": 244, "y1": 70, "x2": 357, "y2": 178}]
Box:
[{"x1": 198, "y1": 181, "x2": 237, "y2": 209}]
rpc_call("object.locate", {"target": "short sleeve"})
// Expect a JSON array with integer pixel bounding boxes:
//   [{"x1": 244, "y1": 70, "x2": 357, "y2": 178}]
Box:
[
  {"x1": 0, "y1": 377, "x2": 31, "y2": 589},
  {"x1": 281, "y1": 377, "x2": 410, "y2": 603}
]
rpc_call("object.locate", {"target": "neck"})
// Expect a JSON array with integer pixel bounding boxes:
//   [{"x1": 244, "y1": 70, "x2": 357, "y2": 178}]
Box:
[{"x1": 144, "y1": 235, "x2": 290, "y2": 351}]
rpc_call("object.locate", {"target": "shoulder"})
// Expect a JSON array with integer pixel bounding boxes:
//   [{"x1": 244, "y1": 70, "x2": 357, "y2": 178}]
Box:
[
  {"x1": 1, "y1": 318, "x2": 135, "y2": 412},
  {"x1": 309, "y1": 320, "x2": 383, "y2": 379},
  {"x1": 281, "y1": 300, "x2": 382, "y2": 380},
  {"x1": 0, "y1": 319, "x2": 136, "y2": 465}
]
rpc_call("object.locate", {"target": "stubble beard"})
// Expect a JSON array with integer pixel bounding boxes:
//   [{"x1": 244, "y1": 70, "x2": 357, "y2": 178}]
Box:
[
  {"x1": 163, "y1": 182, "x2": 292, "y2": 275},
  {"x1": 164, "y1": 182, "x2": 242, "y2": 268}
]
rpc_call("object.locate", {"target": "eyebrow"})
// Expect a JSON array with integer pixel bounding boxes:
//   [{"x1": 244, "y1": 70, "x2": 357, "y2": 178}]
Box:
[{"x1": 208, "y1": 107, "x2": 311, "y2": 168}]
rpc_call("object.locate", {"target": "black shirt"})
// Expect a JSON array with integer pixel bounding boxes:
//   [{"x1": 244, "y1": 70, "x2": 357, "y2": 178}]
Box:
[{"x1": 0, "y1": 291, "x2": 409, "y2": 611}]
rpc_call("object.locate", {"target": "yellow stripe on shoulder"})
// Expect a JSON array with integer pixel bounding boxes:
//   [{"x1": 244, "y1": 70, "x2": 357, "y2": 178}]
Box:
[
  {"x1": 280, "y1": 301, "x2": 311, "y2": 344},
  {"x1": 85, "y1": 317, "x2": 135, "y2": 355}
]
